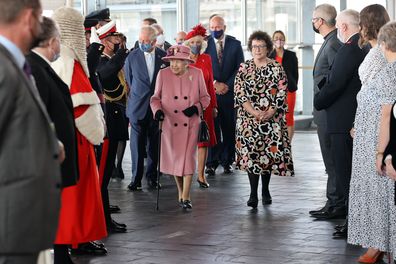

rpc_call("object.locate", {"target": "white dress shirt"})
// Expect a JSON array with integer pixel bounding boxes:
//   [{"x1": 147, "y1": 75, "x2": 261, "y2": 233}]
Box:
[{"x1": 144, "y1": 49, "x2": 156, "y2": 83}]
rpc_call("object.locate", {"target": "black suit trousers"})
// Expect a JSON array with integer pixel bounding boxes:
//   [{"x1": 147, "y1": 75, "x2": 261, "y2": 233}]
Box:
[{"x1": 329, "y1": 133, "x2": 353, "y2": 210}]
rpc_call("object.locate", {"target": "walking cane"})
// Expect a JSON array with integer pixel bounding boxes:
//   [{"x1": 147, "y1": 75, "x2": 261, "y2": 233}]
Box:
[{"x1": 156, "y1": 120, "x2": 163, "y2": 211}]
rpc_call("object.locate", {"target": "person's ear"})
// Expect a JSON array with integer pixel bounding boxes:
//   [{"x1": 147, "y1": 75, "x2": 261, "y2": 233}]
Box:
[{"x1": 223, "y1": 25, "x2": 227, "y2": 32}]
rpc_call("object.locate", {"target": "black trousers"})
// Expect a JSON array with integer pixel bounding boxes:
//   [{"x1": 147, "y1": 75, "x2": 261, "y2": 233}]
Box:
[
  {"x1": 0, "y1": 253, "x2": 38, "y2": 264},
  {"x1": 329, "y1": 133, "x2": 353, "y2": 210},
  {"x1": 317, "y1": 124, "x2": 338, "y2": 209},
  {"x1": 207, "y1": 98, "x2": 236, "y2": 168}
]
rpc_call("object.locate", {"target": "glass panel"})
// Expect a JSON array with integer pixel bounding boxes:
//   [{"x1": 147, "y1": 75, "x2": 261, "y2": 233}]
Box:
[
  {"x1": 106, "y1": 0, "x2": 177, "y2": 49},
  {"x1": 347, "y1": 0, "x2": 387, "y2": 11},
  {"x1": 199, "y1": 0, "x2": 242, "y2": 43},
  {"x1": 247, "y1": 0, "x2": 298, "y2": 45}
]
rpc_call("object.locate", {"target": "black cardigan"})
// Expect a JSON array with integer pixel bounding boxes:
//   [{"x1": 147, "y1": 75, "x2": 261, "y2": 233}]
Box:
[
  {"x1": 268, "y1": 49, "x2": 299, "y2": 92},
  {"x1": 383, "y1": 102, "x2": 396, "y2": 204}
]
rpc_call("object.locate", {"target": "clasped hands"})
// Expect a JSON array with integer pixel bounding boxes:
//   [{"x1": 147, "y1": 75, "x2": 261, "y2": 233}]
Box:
[
  {"x1": 376, "y1": 154, "x2": 396, "y2": 181},
  {"x1": 154, "y1": 106, "x2": 198, "y2": 121},
  {"x1": 214, "y1": 82, "x2": 229, "y2": 95},
  {"x1": 253, "y1": 107, "x2": 276, "y2": 122}
]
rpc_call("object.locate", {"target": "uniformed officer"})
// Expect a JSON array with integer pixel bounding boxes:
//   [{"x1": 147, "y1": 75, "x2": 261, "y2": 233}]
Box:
[{"x1": 96, "y1": 21, "x2": 129, "y2": 233}]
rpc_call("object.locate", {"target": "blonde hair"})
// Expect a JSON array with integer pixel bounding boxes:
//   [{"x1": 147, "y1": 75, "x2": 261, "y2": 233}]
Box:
[{"x1": 183, "y1": 35, "x2": 208, "y2": 55}]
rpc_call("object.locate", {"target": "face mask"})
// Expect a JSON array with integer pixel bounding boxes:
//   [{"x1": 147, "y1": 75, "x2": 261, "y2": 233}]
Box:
[
  {"x1": 52, "y1": 52, "x2": 61, "y2": 62},
  {"x1": 156, "y1": 34, "x2": 165, "y2": 46},
  {"x1": 337, "y1": 29, "x2": 344, "y2": 43},
  {"x1": 139, "y1": 42, "x2": 153, "y2": 53},
  {"x1": 274, "y1": 40, "x2": 285, "y2": 49},
  {"x1": 113, "y1": 43, "x2": 120, "y2": 53},
  {"x1": 177, "y1": 42, "x2": 183, "y2": 45},
  {"x1": 312, "y1": 22, "x2": 320, "y2": 34},
  {"x1": 190, "y1": 45, "x2": 201, "y2": 55},
  {"x1": 211, "y1": 29, "x2": 224, "y2": 39}
]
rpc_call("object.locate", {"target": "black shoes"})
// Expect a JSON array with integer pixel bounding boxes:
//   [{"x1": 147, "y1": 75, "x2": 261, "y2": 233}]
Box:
[
  {"x1": 109, "y1": 205, "x2": 120, "y2": 214},
  {"x1": 223, "y1": 165, "x2": 233, "y2": 174},
  {"x1": 205, "y1": 167, "x2": 216, "y2": 176},
  {"x1": 107, "y1": 219, "x2": 127, "y2": 233},
  {"x1": 333, "y1": 226, "x2": 347, "y2": 238},
  {"x1": 247, "y1": 196, "x2": 258, "y2": 209},
  {"x1": 70, "y1": 242, "x2": 107, "y2": 255},
  {"x1": 182, "y1": 200, "x2": 192, "y2": 209},
  {"x1": 197, "y1": 179, "x2": 209, "y2": 188},
  {"x1": 148, "y1": 180, "x2": 162, "y2": 189},
  {"x1": 309, "y1": 206, "x2": 328, "y2": 216},
  {"x1": 112, "y1": 167, "x2": 124, "y2": 179},
  {"x1": 262, "y1": 196, "x2": 272, "y2": 205},
  {"x1": 311, "y1": 208, "x2": 347, "y2": 220},
  {"x1": 127, "y1": 182, "x2": 142, "y2": 191}
]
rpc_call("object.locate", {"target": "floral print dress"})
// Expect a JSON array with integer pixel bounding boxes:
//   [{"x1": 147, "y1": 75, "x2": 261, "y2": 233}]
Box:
[{"x1": 234, "y1": 59, "x2": 294, "y2": 176}]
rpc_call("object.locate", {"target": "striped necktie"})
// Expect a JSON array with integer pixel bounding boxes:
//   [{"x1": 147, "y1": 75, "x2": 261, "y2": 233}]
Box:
[{"x1": 217, "y1": 40, "x2": 223, "y2": 66}]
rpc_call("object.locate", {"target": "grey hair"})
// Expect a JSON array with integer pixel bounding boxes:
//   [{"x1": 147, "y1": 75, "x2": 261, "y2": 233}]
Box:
[
  {"x1": 314, "y1": 4, "x2": 337, "y2": 27},
  {"x1": 37, "y1": 17, "x2": 60, "y2": 47},
  {"x1": 378, "y1": 21, "x2": 396, "y2": 52},
  {"x1": 337, "y1": 9, "x2": 360, "y2": 29},
  {"x1": 140, "y1": 25, "x2": 157, "y2": 41},
  {"x1": 151, "y1": 23, "x2": 163, "y2": 35},
  {"x1": 0, "y1": 0, "x2": 41, "y2": 24}
]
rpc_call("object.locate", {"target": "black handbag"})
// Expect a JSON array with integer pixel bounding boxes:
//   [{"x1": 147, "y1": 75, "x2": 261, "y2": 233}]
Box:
[{"x1": 198, "y1": 102, "x2": 210, "y2": 144}]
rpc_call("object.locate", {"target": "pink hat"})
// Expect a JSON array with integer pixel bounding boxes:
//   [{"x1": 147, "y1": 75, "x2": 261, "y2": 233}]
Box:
[{"x1": 162, "y1": 45, "x2": 194, "y2": 63}]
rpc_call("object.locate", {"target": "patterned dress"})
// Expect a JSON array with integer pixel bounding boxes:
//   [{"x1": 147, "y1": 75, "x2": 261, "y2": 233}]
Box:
[
  {"x1": 234, "y1": 59, "x2": 294, "y2": 176},
  {"x1": 348, "y1": 47, "x2": 396, "y2": 257}
]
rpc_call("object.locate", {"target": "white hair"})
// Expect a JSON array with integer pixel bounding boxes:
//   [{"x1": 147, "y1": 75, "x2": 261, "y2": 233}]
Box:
[
  {"x1": 183, "y1": 35, "x2": 208, "y2": 55},
  {"x1": 337, "y1": 9, "x2": 360, "y2": 29}
]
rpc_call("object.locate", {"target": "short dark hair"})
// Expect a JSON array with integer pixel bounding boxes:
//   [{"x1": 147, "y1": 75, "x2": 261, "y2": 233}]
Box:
[
  {"x1": 143, "y1": 17, "x2": 157, "y2": 25},
  {"x1": 247, "y1": 30, "x2": 273, "y2": 52},
  {"x1": 0, "y1": 0, "x2": 41, "y2": 24},
  {"x1": 360, "y1": 4, "x2": 390, "y2": 43},
  {"x1": 37, "y1": 17, "x2": 59, "y2": 47}
]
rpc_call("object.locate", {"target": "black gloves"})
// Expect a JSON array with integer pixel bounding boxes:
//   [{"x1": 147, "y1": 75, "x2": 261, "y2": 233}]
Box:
[
  {"x1": 182, "y1": 106, "x2": 198, "y2": 117},
  {"x1": 154, "y1": 110, "x2": 165, "y2": 121}
]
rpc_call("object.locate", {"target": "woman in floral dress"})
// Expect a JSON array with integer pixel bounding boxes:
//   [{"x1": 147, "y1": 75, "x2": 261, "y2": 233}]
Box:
[{"x1": 234, "y1": 31, "x2": 294, "y2": 209}]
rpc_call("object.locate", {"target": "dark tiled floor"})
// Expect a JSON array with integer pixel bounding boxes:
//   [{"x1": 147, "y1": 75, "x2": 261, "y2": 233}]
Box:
[{"x1": 73, "y1": 131, "x2": 372, "y2": 264}]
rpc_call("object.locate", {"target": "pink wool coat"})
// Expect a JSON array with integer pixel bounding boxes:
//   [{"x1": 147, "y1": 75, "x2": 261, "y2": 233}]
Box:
[{"x1": 150, "y1": 66, "x2": 210, "y2": 176}]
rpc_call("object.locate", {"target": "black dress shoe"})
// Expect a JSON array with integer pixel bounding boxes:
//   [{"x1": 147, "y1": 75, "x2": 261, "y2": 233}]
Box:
[
  {"x1": 334, "y1": 222, "x2": 347, "y2": 231},
  {"x1": 205, "y1": 167, "x2": 216, "y2": 176},
  {"x1": 107, "y1": 221, "x2": 127, "y2": 233},
  {"x1": 179, "y1": 199, "x2": 183, "y2": 207},
  {"x1": 109, "y1": 205, "x2": 120, "y2": 213},
  {"x1": 223, "y1": 165, "x2": 233, "y2": 174},
  {"x1": 91, "y1": 241, "x2": 105, "y2": 249},
  {"x1": 148, "y1": 180, "x2": 162, "y2": 189},
  {"x1": 127, "y1": 182, "x2": 142, "y2": 191},
  {"x1": 247, "y1": 196, "x2": 258, "y2": 208},
  {"x1": 197, "y1": 179, "x2": 209, "y2": 188},
  {"x1": 111, "y1": 218, "x2": 126, "y2": 228},
  {"x1": 309, "y1": 206, "x2": 328, "y2": 215},
  {"x1": 70, "y1": 242, "x2": 107, "y2": 255},
  {"x1": 312, "y1": 208, "x2": 347, "y2": 220},
  {"x1": 112, "y1": 167, "x2": 125, "y2": 180},
  {"x1": 182, "y1": 200, "x2": 192, "y2": 209},
  {"x1": 262, "y1": 196, "x2": 272, "y2": 205},
  {"x1": 332, "y1": 226, "x2": 347, "y2": 239}
]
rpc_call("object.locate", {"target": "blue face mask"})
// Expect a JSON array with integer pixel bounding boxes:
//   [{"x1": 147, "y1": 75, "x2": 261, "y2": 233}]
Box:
[
  {"x1": 211, "y1": 29, "x2": 224, "y2": 39},
  {"x1": 139, "y1": 42, "x2": 152, "y2": 52},
  {"x1": 190, "y1": 45, "x2": 201, "y2": 55}
]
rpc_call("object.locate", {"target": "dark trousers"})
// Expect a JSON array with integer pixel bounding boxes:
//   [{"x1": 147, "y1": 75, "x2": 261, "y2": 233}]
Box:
[
  {"x1": 330, "y1": 133, "x2": 353, "y2": 210},
  {"x1": 317, "y1": 124, "x2": 338, "y2": 209},
  {"x1": 0, "y1": 253, "x2": 38, "y2": 264},
  {"x1": 100, "y1": 138, "x2": 118, "y2": 226},
  {"x1": 207, "y1": 97, "x2": 236, "y2": 168},
  {"x1": 130, "y1": 112, "x2": 159, "y2": 184}
]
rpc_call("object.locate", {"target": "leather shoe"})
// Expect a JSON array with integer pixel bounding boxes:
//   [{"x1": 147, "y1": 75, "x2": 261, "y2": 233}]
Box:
[
  {"x1": 247, "y1": 196, "x2": 258, "y2": 208},
  {"x1": 309, "y1": 206, "x2": 328, "y2": 215},
  {"x1": 148, "y1": 180, "x2": 162, "y2": 189},
  {"x1": 182, "y1": 200, "x2": 192, "y2": 209},
  {"x1": 197, "y1": 179, "x2": 209, "y2": 188},
  {"x1": 70, "y1": 242, "x2": 107, "y2": 255},
  {"x1": 127, "y1": 182, "x2": 142, "y2": 191},
  {"x1": 109, "y1": 205, "x2": 120, "y2": 213},
  {"x1": 311, "y1": 208, "x2": 346, "y2": 220},
  {"x1": 112, "y1": 167, "x2": 124, "y2": 179},
  {"x1": 107, "y1": 221, "x2": 127, "y2": 233},
  {"x1": 205, "y1": 167, "x2": 216, "y2": 176},
  {"x1": 335, "y1": 222, "x2": 347, "y2": 231},
  {"x1": 223, "y1": 165, "x2": 233, "y2": 174},
  {"x1": 91, "y1": 241, "x2": 105, "y2": 249},
  {"x1": 332, "y1": 226, "x2": 347, "y2": 239},
  {"x1": 111, "y1": 218, "x2": 126, "y2": 228}
]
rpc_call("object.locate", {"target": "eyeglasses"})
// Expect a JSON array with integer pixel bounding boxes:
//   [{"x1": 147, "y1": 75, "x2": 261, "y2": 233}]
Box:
[
  {"x1": 252, "y1": 45, "x2": 267, "y2": 50},
  {"x1": 311, "y1": 17, "x2": 323, "y2": 23}
]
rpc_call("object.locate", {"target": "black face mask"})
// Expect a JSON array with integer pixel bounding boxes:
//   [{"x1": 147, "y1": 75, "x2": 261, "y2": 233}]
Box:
[
  {"x1": 312, "y1": 22, "x2": 320, "y2": 34},
  {"x1": 113, "y1": 43, "x2": 120, "y2": 53}
]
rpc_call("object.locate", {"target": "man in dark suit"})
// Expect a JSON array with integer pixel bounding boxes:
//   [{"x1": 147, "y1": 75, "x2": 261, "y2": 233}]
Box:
[
  {"x1": 205, "y1": 15, "x2": 244, "y2": 175},
  {"x1": 0, "y1": 1, "x2": 62, "y2": 263},
  {"x1": 314, "y1": 9, "x2": 365, "y2": 225},
  {"x1": 125, "y1": 25, "x2": 168, "y2": 191},
  {"x1": 309, "y1": 4, "x2": 342, "y2": 218},
  {"x1": 152, "y1": 23, "x2": 172, "y2": 51}
]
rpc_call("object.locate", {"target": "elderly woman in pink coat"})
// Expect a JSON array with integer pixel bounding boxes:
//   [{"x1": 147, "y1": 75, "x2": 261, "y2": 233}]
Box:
[{"x1": 150, "y1": 45, "x2": 210, "y2": 210}]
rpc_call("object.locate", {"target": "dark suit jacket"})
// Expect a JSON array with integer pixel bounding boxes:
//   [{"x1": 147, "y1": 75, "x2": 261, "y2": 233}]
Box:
[
  {"x1": 0, "y1": 44, "x2": 60, "y2": 253},
  {"x1": 133, "y1": 40, "x2": 171, "y2": 51},
  {"x1": 27, "y1": 51, "x2": 79, "y2": 188},
  {"x1": 313, "y1": 29, "x2": 342, "y2": 125},
  {"x1": 269, "y1": 49, "x2": 299, "y2": 92},
  {"x1": 205, "y1": 35, "x2": 244, "y2": 102},
  {"x1": 314, "y1": 33, "x2": 366, "y2": 134},
  {"x1": 124, "y1": 47, "x2": 168, "y2": 122},
  {"x1": 87, "y1": 42, "x2": 105, "y2": 95}
]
